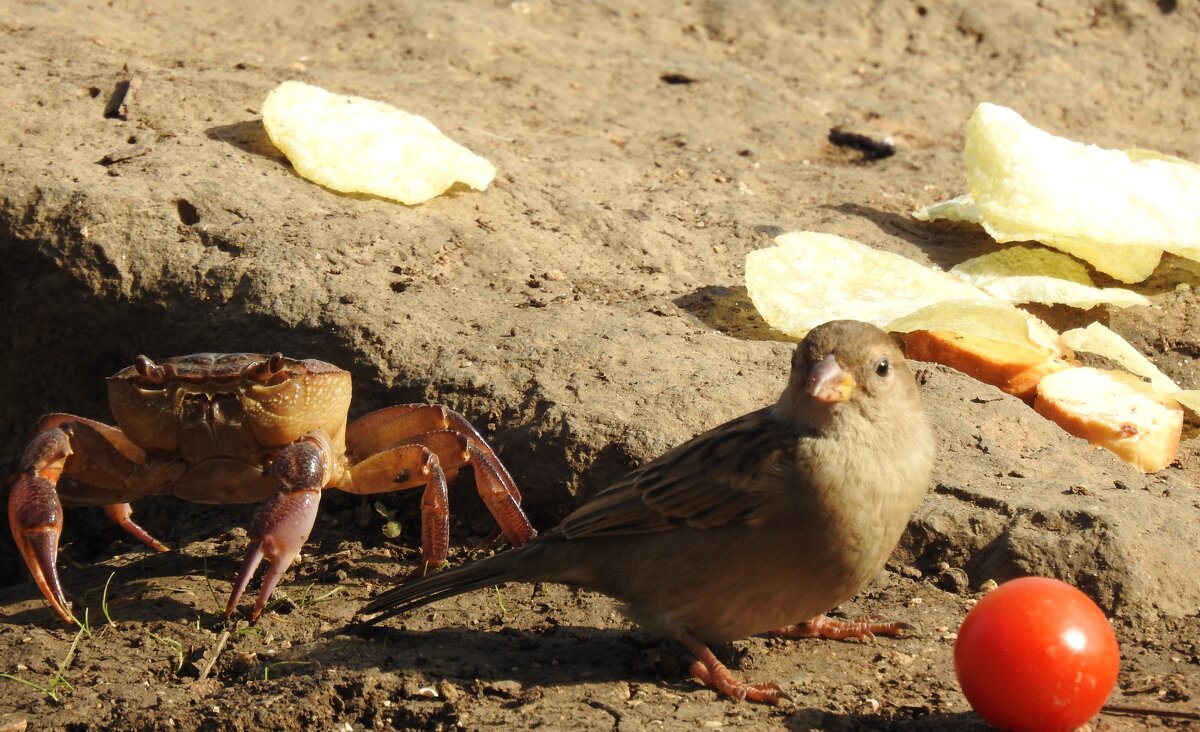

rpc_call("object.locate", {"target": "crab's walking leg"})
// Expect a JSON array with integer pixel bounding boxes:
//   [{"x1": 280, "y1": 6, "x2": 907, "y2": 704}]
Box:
[
  {"x1": 226, "y1": 432, "x2": 332, "y2": 620},
  {"x1": 346, "y1": 404, "x2": 535, "y2": 551},
  {"x1": 345, "y1": 442, "x2": 451, "y2": 577},
  {"x1": 33, "y1": 414, "x2": 171, "y2": 553},
  {"x1": 463, "y1": 440, "x2": 534, "y2": 548},
  {"x1": 102, "y1": 504, "x2": 170, "y2": 553}
]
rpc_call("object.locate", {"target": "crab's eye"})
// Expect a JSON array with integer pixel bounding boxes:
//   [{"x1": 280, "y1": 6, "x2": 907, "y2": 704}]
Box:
[
  {"x1": 246, "y1": 352, "x2": 289, "y2": 383},
  {"x1": 134, "y1": 355, "x2": 169, "y2": 387},
  {"x1": 875, "y1": 358, "x2": 891, "y2": 377}
]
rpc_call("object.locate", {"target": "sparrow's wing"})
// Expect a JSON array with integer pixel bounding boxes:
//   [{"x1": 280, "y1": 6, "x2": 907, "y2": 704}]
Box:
[{"x1": 551, "y1": 407, "x2": 808, "y2": 539}]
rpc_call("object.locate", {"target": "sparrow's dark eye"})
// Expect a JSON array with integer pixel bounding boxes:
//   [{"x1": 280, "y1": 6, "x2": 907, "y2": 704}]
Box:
[{"x1": 875, "y1": 358, "x2": 891, "y2": 377}]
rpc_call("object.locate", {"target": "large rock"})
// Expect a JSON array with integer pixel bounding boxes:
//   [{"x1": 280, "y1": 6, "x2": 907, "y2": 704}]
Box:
[{"x1": 2, "y1": 0, "x2": 1198, "y2": 622}]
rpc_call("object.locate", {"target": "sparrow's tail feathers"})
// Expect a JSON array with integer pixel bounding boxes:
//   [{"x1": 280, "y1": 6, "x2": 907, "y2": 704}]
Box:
[{"x1": 358, "y1": 550, "x2": 521, "y2": 627}]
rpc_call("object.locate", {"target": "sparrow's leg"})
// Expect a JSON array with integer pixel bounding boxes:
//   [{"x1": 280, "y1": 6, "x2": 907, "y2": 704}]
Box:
[
  {"x1": 679, "y1": 629, "x2": 790, "y2": 705},
  {"x1": 773, "y1": 613, "x2": 912, "y2": 642}
]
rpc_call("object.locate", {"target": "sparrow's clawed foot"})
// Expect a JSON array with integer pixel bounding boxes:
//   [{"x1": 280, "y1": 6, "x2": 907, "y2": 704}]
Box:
[
  {"x1": 774, "y1": 613, "x2": 913, "y2": 642},
  {"x1": 681, "y1": 629, "x2": 792, "y2": 705}
]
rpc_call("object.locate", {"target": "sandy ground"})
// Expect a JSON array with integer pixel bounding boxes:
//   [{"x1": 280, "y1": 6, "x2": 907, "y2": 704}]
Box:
[{"x1": 1, "y1": 1, "x2": 1199, "y2": 730}]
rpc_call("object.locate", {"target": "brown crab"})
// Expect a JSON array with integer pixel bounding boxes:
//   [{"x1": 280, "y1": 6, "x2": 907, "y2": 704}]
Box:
[{"x1": 7, "y1": 352, "x2": 535, "y2": 624}]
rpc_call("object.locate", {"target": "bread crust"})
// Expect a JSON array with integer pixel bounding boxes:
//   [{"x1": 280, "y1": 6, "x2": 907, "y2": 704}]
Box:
[{"x1": 901, "y1": 330, "x2": 1073, "y2": 402}]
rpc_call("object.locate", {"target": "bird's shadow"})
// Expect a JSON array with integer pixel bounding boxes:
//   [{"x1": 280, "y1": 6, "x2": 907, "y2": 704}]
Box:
[
  {"x1": 289, "y1": 621, "x2": 683, "y2": 690},
  {"x1": 782, "y1": 707, "x2": 988, "y2": 730},
  {"x1": 275, "y1": 622, "x2": 990, "y2": 728}
]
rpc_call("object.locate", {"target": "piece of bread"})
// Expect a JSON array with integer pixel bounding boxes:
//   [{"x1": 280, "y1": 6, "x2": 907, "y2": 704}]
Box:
[
  {"x1": 1034, "y1": 367, "x2": 1183, "y2": 473},
  {"x1": 902, "y1": 330, "x2": 1074, "y2": 402}
]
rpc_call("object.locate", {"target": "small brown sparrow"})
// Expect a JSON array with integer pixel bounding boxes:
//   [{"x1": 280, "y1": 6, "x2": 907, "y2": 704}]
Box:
[{"x1": 361, "y1": 320, "x2": 934, "y2": 704}]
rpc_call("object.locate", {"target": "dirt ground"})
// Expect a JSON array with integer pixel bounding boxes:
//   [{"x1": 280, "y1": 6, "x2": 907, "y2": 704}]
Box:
[{"x1": 1, "y1": 1, "x2": 1199, "y2": 730}]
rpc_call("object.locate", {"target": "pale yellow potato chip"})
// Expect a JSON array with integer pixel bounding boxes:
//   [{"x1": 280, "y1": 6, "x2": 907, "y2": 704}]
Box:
[
  {"x1": 950, "y1": 246, "x2": 1150, "y2": 309},
  {"x1": 745, "y1": 231, "x2": 1066, "y2": 351},
  {"x1": 1127, "y1": 147, "x2": 1200, "y2": 169},
  {"x1": 1173, "y1": 391, "x2": 1200, "y2": 415},
  {"x1": 885, "y1": 300, "x2": 1052, "y2": 350},
  {"x1": 1034, "y1": 237, "x2": 1163, "y2": 284},
  {"x1": 912, "y1": 194, "x2": 980, "y2": 224},
  {"x1": 1061, "y1": 322, "x2": 1176, "y2": 391},
  {"x1": 952, "y1": 245, "x2": 1092, "y2": 284},
  {"x1": 1061, "y1": 322, "x2": 1199, "y2": 415},
  {"x1": 262, "y1": 81, "x2": 495, "y2": 205},
  {"x1": 745, "y1": 232, "x2": 990, "y2": 338},
  {"x1": 962, "y1": 103, "x2": 1200, "y2": 282},
  {"x1": 916, "y1": 194, "x2": 1165, "y2": 283}
]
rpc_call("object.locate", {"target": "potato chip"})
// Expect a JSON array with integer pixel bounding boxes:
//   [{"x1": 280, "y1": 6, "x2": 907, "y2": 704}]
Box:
[
  {"x1": 884, "y1": 300, "x2": 1055, "y2": 350},
  {"x1": 1062, "y1": 322, "x2": 1199, "y2": 414},
  {"x1": 949, "y1": 246, "x2": 1150, "y2": 309},
  {"x1": 745, "y1": 232, "x2": 987, "y2": 335},
  {"x1": 262, "y1": 81, "x2": 495, "y2": 205},
  {"x1": 916, "y1": 194, "x2": 1164, "y2": 283},
  {"x1": 952, "y1": 245, "x2": 1092, "y2": 284},
  {"x1": 912, "y1": 194, "x2": 980, "y2": 224},
  {"x1": 918, "y1": 102, "x2": 1200, "y2": 283},
  {"x1": 744, "y1": 231, "x2": 1060, "y2": 350},
  {"x1": 1061, "y1": 322, "x2": 1175, "y2": 391},
  {"x1": 1174, "y1": 391, "x2": 1200, "y2": 414}
]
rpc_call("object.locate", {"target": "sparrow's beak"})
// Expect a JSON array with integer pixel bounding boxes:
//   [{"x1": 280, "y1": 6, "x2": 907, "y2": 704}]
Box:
[{"x1": 806, "y1": 355, "x2": 855, "y2": 404}]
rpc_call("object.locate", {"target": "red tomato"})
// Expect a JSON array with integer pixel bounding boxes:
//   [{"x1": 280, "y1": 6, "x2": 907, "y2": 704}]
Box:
[{"x1": 954, "y1": 577, "x2": 1119, "y2": 732}]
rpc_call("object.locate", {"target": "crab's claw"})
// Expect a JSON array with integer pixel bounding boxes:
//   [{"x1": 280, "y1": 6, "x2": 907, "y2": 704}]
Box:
[
  {"x1": 8, "y1": 418, "x2": 165, "y2": 625},
  {"x1": 224, "y1": 433, "x2": 329, "y2": 621},
  {"x1": 8, "y1": 474, "x2": 74, "y2": 624},
  {"x1": 225, "y1": 488, "x2": 321, "y2": 620}
]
